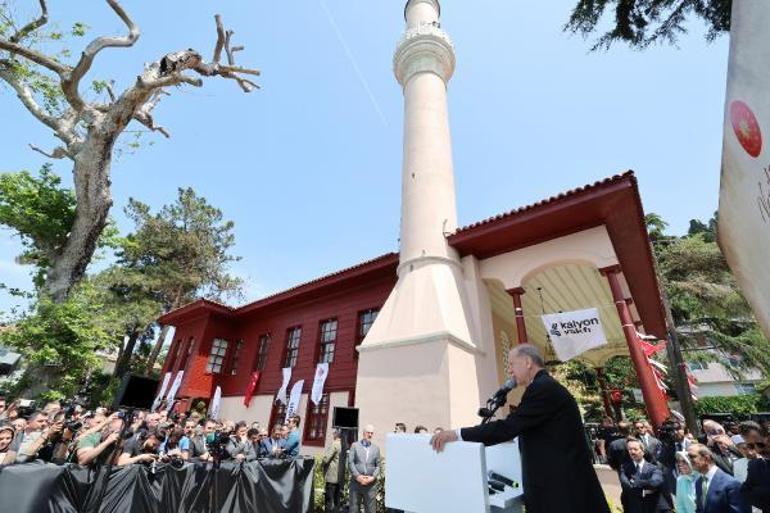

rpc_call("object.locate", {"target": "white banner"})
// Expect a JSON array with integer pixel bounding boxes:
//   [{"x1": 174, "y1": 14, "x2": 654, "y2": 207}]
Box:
[
  {"x1": 311, "y1": 363, "x2": 329, "y2": 405},
  {"x1": 151, "y1": 372, "x2": 172, "y2": 412},
  {"x1": 717, "y1": 0, "x2": 770, "y2": 338},
  {"x1": 209, "y1": 385, "x2": 222, "y2": 420},
  {"x1": 286, "y1": 380, "x2": 304, "y2": 422},
  {"x1": 164, "y1": 370, "x2": 184, "y2": 411},
  {"x1": 541, "y1": 308, "x2": 607, "y2": 362},
  {"x1": 275, "y1": 367, "x2": 292, "y2": 405}
]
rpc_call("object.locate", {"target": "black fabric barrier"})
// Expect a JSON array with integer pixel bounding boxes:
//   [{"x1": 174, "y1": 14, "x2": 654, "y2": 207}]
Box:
[{"x1": 0, "y1": 458, "x2": 315, "y2": 513}]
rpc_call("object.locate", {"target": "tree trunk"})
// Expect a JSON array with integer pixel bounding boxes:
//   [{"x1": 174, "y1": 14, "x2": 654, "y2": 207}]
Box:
[
  {"x1": 145, "y1": 324, "x2": 171, "y2": 374},
  {"x1": 114, "y1": 330, "x2": 140, "y2": 379},
  {"x1": 44, "y1": 134, "x2": 115, "y2": 302}
]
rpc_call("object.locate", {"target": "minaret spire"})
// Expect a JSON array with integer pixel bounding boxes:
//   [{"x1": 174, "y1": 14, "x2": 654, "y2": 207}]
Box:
[{"x1": 355, "y1": 1, "x2": 489, "y2": 441}]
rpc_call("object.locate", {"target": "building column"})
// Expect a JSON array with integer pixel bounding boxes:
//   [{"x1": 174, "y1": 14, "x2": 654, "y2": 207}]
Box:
[
  {"x1": 506, "y1": 287, "x2": 528, "y2": 345},
  {"x1": 600, "y1": 266, "x2": 670, "y2": 427},
  {"x1": 595, "y1": 367, "x2": 614, "y2": 420}
]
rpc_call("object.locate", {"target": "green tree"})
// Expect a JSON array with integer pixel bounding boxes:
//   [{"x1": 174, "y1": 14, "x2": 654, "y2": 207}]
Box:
[
  {"x1": 564, "y1": 0, "x2": 731, "y2": 50},
  {"x1": 0, "y1": 280, "x2": 115, "y2": 400},
  {"x1": 655, "y1": 214, "x2": 770, "y2": 376},
  {"x1": 0, "y1": 0, "x2": 259, "y2": 301},
  {"x1": 116, "y1": 187, "x2": 243, "y2": 373},
  {"x1": 0, "y1": 165, "x2": 118, "y2": 289}
]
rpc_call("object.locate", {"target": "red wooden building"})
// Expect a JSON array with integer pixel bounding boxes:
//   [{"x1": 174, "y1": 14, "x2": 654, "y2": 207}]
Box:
[{"x1": 158, "y1": 172, "x2": 671, "y2": 452}]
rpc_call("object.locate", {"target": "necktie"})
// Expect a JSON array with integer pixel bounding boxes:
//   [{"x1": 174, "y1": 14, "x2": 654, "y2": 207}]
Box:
[{"x1": 701, "y1": 476, "x2": 709, "y2": 509}]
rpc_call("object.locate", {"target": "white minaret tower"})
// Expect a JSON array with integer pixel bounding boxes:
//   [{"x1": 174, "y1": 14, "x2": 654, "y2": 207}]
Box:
[{"x1": 356, "y1": 0, "x2": 492, "y2": 443}]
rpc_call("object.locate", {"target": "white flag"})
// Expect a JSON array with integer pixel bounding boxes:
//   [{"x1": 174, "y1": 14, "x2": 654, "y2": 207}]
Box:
[
  {"x1": 164, "y1": 370, "x2": 184, "y2": 411},
  {"x1": 717, "y1": 0, "x2": 770, "y2": 339},
  {"x1": 209, "y1": 385, "x2": 222, "y2": 420},
  {"x1": 275, "y1": 367, "x2": 292, "y2": 405},
  {"x1": 286, "y1": 380, "x2": 304, "y2": 421},
  {"x1": 311, "y1": 363, "x2": 329, "y2": 405},
  {"x1": 151, "y1": 372, "x2": 171, "y2": 412},
  {"x1": 541, "y1": 308, "x2": 607, "y2": 362}
]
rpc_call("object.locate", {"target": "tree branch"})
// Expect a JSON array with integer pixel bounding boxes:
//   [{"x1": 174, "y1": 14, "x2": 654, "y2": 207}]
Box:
[
  {"x1": 62, "y1": 0, "x2": 140, "y2": 111},
  {"x1": 0, "y1": 65, "x2": 60, "y2": 131},
  {"x1": 29, "y1": 143, "x2": 72, "y2": 160},
  {"x1": 133, "y1": 89, "x2": 171, "y2": 138},
  {"x1": 0, "y1": 39, "x2": 68, "y2": 75},
  {"x1": 9, "y1": 0, "x2": 49, "y2": 44}
]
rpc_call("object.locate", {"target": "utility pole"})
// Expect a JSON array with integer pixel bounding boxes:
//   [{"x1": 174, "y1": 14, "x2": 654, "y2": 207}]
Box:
[{"x1": 650, "y1": 244, "x2": 701, "y2": 436}]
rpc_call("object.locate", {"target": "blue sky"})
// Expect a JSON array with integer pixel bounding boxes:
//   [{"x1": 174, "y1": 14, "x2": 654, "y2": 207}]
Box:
[{"x1": 0, "y1": 1, "x2": 729, "y2": 313}]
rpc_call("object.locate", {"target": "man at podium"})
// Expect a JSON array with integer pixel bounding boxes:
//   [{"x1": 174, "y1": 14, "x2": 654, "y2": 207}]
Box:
[{"x1": 430, "y1": 344, "x2": 610, "y2": 513}]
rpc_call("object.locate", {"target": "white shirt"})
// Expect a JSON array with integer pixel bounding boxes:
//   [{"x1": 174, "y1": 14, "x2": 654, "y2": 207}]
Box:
[{"x1": 633, "y1": 459, "x2": 645, "y2": 474}]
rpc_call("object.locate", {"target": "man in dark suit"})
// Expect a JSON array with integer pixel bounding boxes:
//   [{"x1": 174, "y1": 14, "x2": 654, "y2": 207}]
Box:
[
  {"x1": 260, "y1": 424, "x2": 286, "y2": 458},
  {"x1": 430, "y1": 344, "x2": 610, "y2": 513},
  {"x1": 687, "y1": 443, "x2": 749, "y2": 513},
  {"x1": 619, "y1": 438, "x2": 671, "y2": 513},
  {"x1": 635, "y1": 419, "x2": 662, "y2": 461},
  {"x1": 608, "y1": 421, "x2": 633, "y2": 471}
]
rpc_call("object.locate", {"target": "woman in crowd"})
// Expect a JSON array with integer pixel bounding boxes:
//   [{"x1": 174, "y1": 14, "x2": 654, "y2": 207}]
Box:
[
  {"x1": 674, "y1": 451, "x2": 697, "y2": 513},
  {"x1": 0, "y1": 425, "x2": 14, "y2": 463}
]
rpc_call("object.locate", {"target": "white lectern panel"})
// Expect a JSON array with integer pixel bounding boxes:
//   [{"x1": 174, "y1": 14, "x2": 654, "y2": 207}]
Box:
[{"x1": 386, "y1": 434, "x2": 489, "y2": 513}]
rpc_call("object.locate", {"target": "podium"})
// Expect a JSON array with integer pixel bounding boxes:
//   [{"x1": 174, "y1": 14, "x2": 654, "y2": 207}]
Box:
[{"x1": 385, "y1": 434, "x2": 524, "y2": 513}]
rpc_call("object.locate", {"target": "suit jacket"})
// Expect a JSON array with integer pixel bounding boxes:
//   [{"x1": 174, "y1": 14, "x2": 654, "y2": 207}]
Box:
[
  {"x1": 619, "y1": 460, "x2": 670, "y2": 513},
  {"x1": 608, "y1": 438, "x2": 630, "y2": 471},
  {"x1": 348, "y1": 440, "x2": 380, "y2": 489},
  {"x1": 226, "y1": 437, "x2": 256, "y2": 461},
  {"x1": 259, "y1": 437, "x2": 285, "y2": 458},
  {"x1": 695, "y1": 468, "x2": 750, "y2": 513},
  {"x1": 284, "y1": 430, "x2": 300, "y2": 458},
  {"x1": 640, "y1": 434, "x2": 662, "y2": 461},
  {"x1": 323, "y1": 438, "x2": 341, "y2": 484},
  {"x1": 741, "y1": 458, "x2": 770, "y2": 513},
  {"x1": 460, "y1": 370, "x2": 610, "y2": 513}
]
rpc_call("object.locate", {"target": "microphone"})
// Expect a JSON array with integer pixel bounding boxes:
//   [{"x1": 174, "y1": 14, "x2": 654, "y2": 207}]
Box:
[
  {"x1": 488, "y1": 471, "x2": 517, "y2": 488},
  {"x1": 489, "y1": 378, "x2": 516, "y2": 403}
]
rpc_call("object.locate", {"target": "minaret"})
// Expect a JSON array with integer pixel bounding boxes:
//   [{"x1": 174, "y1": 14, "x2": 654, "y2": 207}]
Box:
[{"x1": 355, "y1": 0, "x2": 488, "y2": 442}]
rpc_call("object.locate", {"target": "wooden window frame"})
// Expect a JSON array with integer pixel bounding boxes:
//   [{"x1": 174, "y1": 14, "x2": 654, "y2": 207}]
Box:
[
  {"x1": 317, "y1": 319, "x2": 338, "y2": 364},
  {"x1": 253, "y1": 334, "x2": 272, "y2": 371},
  {"x1": 283, "y1": 327, "x2": 302, "y2": 369},
  {"x1": 206, "y1": 338, "x2": 229, "y2": 374},
  {"x1": 303, "y1": 392, "x2": 330, "y2": 447}
]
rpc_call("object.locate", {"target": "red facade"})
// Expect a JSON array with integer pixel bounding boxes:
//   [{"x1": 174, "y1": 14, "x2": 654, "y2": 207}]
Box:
[{"x1": 158, "y1": 254, "x2": 398, "y2": 418}]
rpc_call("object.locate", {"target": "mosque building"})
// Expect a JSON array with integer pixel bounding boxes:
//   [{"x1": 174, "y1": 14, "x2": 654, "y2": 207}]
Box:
[{"x1": 157, "y1": 0, "x2": 669, "y2": 452}]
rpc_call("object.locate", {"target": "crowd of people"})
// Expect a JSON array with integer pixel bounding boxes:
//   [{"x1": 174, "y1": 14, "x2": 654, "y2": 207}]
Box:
[
  {"x1": 0, "y1": 396, "x2": 304, "y2": 467},
  {"x1": 593, "y1": 414, "x2": 770, "y2": 513}
]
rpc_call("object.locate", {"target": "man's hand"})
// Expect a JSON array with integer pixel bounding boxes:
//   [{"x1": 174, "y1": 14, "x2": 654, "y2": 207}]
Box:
[
  {"x1": 430, "y1": 429, "x2": 458, "y2": 452},
  {"x1": 105, "y1": 432, "x2": 120, "y2": 446},
  {"x1": 235, "y1": 453, "x2": 246, "y2": 462},
  {"x1": 356, "y1": 475, "x2": 367, "y2": 485},
  {"x1": 137, "y1": 453, "x2": 157, "y2": 463}
]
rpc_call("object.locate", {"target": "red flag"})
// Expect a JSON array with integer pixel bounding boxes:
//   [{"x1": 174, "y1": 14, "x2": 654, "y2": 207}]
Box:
[
  {"x1": 244, "y1": 371, "x2": 261, "y2": 407},
  {"x1": 639, "y1": 338, "x2": 666, "y2": 358}
]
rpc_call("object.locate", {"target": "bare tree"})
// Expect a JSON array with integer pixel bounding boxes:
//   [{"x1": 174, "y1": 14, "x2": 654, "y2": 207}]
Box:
[{"x1": 0, "y1": 0, "x2": 260, "y2": 301}]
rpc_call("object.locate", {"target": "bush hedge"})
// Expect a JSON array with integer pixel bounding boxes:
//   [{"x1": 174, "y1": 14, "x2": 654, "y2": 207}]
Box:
[{"x1": 693, "y1": 393, "x2": 769, "y2": 419}]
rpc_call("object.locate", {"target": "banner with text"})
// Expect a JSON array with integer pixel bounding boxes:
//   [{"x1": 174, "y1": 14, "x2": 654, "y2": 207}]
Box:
[
  {"x1": 311, "y1": 363, "x2": 329, "y2": 405},
  {"x1": 286, "y1": 380, "x2": 304, "y2": 422},
  {"x1": 541, "y1": 308, "x2": 607, "y2": 361},
  {"x1": 718, "y1": 0, "x2": 770, "y2": 338},
  {"x1": 276, "y1": 367, "x2": 291, "y2": 405}
]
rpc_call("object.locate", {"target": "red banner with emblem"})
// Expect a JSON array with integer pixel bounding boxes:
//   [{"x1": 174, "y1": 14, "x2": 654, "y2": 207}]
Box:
[{"x1": 244, "y1": 371, "x2": 261, "y2": 407}]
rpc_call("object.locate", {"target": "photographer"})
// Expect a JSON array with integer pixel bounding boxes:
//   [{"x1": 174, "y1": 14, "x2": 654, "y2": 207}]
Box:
[
  {"x1": 5, "y1": 410, "x2": 62, "y2": 464},
  {"x1": 160, "y1": 427, "x2": 190, "y2": 461},
  {"x1": 116, "y1": 430, "x2": 163, "y2": 466},
  {"x1": 75, "y1": 414, "x2": 123, "y2": 466}
]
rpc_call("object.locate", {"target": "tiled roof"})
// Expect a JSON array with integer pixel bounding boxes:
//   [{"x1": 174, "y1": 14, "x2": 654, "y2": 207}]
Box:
[{"x1": 453, "y1": 171, "x2": 635, "y2": 234}]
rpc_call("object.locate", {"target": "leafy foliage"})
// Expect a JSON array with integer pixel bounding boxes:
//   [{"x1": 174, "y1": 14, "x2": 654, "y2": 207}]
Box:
[
  {"x1": 694, "y1": 393, "x2": 768, "y2": 419},
  {"x1": 0, "y1": 165, "x2": 119, "y2": 288},
  {"x1": 653, "y1": 213, "x2": 770, "y2": 377},
  {"x1": 0, "y1": 281, "x2": 114, "y2": 399},
  {"x1": 564, "y1": 0, "x2": 732, "y2": 50}
]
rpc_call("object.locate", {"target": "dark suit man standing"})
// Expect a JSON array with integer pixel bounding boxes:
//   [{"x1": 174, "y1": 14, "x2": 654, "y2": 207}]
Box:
[
  {"x1": 635, "y1": 420, "x2": 662, "y2": 462},
  {"x1": 430, "y1": 344, "x2": 610, "y2": 513},
  {"x1": 688, "y1": 443, "x2": 749, "y2": 513},
  {"x1": 608, "y1": 421, "x2": 633, "y2": 471},
  {"x1": 620, "y1": 438, "x2": 671, "y2": 513}
]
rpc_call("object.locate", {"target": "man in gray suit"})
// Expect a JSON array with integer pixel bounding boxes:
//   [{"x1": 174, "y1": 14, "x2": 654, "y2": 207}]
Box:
[{"x1": 348, "y1": 424, "x2": 381, "y2": 513}]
